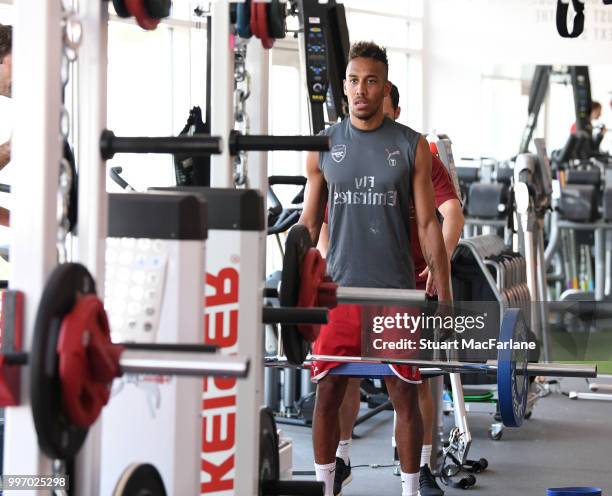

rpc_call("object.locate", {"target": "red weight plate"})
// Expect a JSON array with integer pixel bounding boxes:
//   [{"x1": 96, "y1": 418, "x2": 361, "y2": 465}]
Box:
[
  {"x1": 256, "y1": 2, "x2": 275, "y2": 49},
  {"x1": 57, "y1": 294, "x2": 121, "y2": 427},
  {"x1": 297, "y1": 248, "x2": 326, "y2": 342},
  {"x1": 31, "y1": 263, "x2": 96, "y2": 459},
  {"x1": 280, "y1": 225, "x2": 313, "y2": 365},
  {"x1": 250, "y1": 0, "x2": 261, "y2": 39},
  {"x1": 125, "y1": 0, "x2": 160, "y2": 30}
]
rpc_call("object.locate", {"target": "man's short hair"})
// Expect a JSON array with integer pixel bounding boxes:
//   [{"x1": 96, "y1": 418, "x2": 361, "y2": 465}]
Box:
[
  {"x1": 591, "y1": 100, "x2": 602, "y2": 112},
  {"x1": 348, "y1": 41, "x2": 388, "y2": 78},
  {"x1": 389, "y1": 83, "x2": 400, "y2": 110},
  {"x1": 0, "y1": 24, "x2": 11, "y2": 62}
]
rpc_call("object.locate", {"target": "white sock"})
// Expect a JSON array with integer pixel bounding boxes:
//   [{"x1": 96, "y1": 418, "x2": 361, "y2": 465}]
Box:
[
  {"x1": 420, "y1": 444, "x2": 432, "y2": 468},
  {"x1": 314, "y1": 461, "x2": 336, "y2": 496},
  {"x1": 400, "y1": 471, "x2": 419, "y2": 496},
  {"x1": 336, "y1": 439, "x2": 351, "y2": 464}
]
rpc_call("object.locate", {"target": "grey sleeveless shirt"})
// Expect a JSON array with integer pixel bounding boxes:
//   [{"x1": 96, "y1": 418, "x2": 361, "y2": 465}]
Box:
[{"x1": 319, "y1": 117, "x2": 421, "y2": 289}]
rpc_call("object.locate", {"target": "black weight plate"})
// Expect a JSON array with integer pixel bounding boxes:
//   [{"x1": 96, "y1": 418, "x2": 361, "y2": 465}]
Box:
[
  {"x1": 259, "y1": 407, "x2": 279, "y2": 496},
  {"x1": 30, "y1": 263, "x2": 97, "y2": 459},
  {"x1": 112, "y1": 0, "x2": 131, "y2": 18},
  {"x1": 266, "y1": 0, "x2": 286, "y2": 39},
  {"x1": 143, "y1": 0, "x2": 171, "y2": 20},
  {"x1": 63, "y1": 139, "x2": 78, "y2": 234},
  {"x1": 280, "y1": 224, "x2": 313, "y2": 365},
  {"x1": 113, "y1": 463, "x2": 167, "y2": 496}
]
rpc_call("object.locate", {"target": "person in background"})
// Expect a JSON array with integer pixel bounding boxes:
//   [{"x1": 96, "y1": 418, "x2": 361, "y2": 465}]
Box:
[{"x1": 0, "y1": 24, "x2": 12, "y2": 227}]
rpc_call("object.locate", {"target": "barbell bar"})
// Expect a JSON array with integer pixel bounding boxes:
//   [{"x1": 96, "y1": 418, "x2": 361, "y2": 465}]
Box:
[
  {"x1": 99, "y1": 129, "x2": 330, "y2": 160},
  {"x1": 264, "y1": 354, "x2": 596, "y2": 379}
]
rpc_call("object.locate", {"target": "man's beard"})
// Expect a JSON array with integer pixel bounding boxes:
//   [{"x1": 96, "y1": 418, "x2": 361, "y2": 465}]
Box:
[{"x1": 351, "y1": 105, "x2": 378, "y2": 122}]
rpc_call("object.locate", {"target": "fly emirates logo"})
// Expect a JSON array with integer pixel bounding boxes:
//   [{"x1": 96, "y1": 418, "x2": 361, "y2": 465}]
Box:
[{"x1": 333, "y1": 176, "x2": 398, "y2": 207}]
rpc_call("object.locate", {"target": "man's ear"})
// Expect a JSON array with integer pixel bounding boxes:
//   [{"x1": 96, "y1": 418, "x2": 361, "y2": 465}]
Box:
[
  {"x1": 383, "y1": 80, "x2": 391, "y2": 97},
  {"x1": 395, "y1": 106, "x2": 401, "y2": 120}
]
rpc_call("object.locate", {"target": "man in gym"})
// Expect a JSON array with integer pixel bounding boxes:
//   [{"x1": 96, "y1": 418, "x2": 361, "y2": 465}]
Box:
[
  {"x1": 317, "y1": 83, "x2": 464, "y2": 496},
  {"x1": 0, "y1": 24, "x2": 12, "y2": 227},
  {"x1": 299, "y1": 41, "x2": 451, "y2": 496}
]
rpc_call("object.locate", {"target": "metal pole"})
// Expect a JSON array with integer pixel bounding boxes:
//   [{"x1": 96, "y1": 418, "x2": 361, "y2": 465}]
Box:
[
  {"x1": 267, "y1": 355, "x2": 597, "y2": 378},
  {"x1": 594, "y1": 227, "x2": 605, "y2": 301},
  {"x1": 209, "y1": 0, "x2": 233, "y2": 187},
  {"x1": 119, "y1": 350, "x2": 249, "y2": 377},
  {"x1": 75, "y1": 2, "x2": 109, "y2": 492},
  {"x1": 5, "y1": 0, "x2": 63, "y2": 480},
  {"x1": 536, "y1": 224, "x2": 551, "y2": 362},
  {"x1": 335, "y1": 287, "x2": 426, "y2": 304}
]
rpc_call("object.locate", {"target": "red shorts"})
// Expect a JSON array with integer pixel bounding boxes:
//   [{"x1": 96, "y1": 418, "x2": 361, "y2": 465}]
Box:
[{"x1": 311, "y1": 300, "x2": 423, "y2": 384}]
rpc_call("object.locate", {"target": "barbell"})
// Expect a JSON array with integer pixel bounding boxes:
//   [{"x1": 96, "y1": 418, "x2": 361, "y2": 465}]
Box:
[
  {"x1": 268, "y1": 224, "x2": 598, "y2": 427},
  {"x1": 0, "y1": 263, "x2": 249, "y2": 460},
  {"x1": 99, "y1": 129, "x2": 330, "y2": 160}
]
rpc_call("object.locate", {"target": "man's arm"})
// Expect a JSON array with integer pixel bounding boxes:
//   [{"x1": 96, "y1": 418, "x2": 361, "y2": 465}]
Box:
[
  {"x1": 0, "y1": 141, "x2": 9, "y2": 170},
  {"x1": 438, "y1": 198, "x2": 464, "y2": 262},
  {"x1": 421, "y1": 198, "x2": 464, "y2": 294},
  {"x1": 413, "y1": 137, "x2": 451, "y2": 301},
  {"x1": 0, "y1": 206, "x2": 9, "y2": 227},
  {"x1": 299, "y1": 151, "x2": 327, "y2": 244},
  {"x1": 317, "y1": 222, "x2": 329, "y2": 258}
]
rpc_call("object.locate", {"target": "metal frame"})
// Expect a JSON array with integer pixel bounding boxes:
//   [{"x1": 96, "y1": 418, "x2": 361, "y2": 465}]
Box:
[{"x1": 4, "y1": 0, "x2": 64, "y2": 480}]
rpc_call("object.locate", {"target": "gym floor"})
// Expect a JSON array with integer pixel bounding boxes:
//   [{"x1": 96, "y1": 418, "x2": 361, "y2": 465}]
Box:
[{"x1": 285, "y1": 377, "x2": 612, "y2": 495}]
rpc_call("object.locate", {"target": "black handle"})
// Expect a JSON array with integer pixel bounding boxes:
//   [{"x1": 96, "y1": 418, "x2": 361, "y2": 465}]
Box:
[
  {"x1": 268, "y1": 209, "x2": 301, "y2": 235},
  {"x1": 264, "y1": 288, "x2": 279, "y2": 299},
  {"x1": 121, "y1": 343, "x2": 218, "y2": 353},
  {"x1": 260, "y1": 480, "x2": 325, "y2": 496},
  {"x1": 0, "y1": 183, "x2": 10, "y2": 194},
  {"x1": 230, "y1": 132, "x2": 330, "y2": 153},
  {"x1": 3, "y1": 352, "x2": 28, "y2": 366},
  {"x1": 100, "y1": 129, "x2": 223, "y2": 160},
  {"x1": 109, "y1": 167, "x2": 135, "y2": 191},
  {"x1": 262, "y1": 307, "x2": 328, "y2": 325}
]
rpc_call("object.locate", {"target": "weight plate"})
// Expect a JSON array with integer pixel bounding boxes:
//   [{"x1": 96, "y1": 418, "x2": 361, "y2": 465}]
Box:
[
  {"x1": 30, "y1": 263, "x2": 97, "y2": 459},
  {"x1": 497, "y1": 308, "x2": 529, "y2": 427},
  {"x1": 113, "y1": 463, "x2": 167, "y2": 496},
  {"x1": 266, "y1": 0, "x2": 286, "y2": 39},
  {"x1": 112, "y1": 0, "x2": 131, "y2": 18},
  {"x1": 236, "y1": 0, "x2": 252, "y2": 39},
  {"x1": 296, "y1": 248, "x2": 326, "y2": 342},
  {"x1": 143, "y1": 0, "x2": 171, "y2": 19},
  {"x1": 280, "y1": 225, "x2": 312, "y2": 365},
  {"x1": 125, "y1": 0, "x2": 160, "y2": 30},
  {"x1": 58, "y1": 294, "x2": 115, "y2": 428},
  {"x1": 259, "y1": 407, "x2": 279, "y2": 496},
  {"x1": 250, "y1": 0, "x2": 261, "y2": 39},
  {"x1": 257, "y1": 3, "x2": 275, "y2": 49}
]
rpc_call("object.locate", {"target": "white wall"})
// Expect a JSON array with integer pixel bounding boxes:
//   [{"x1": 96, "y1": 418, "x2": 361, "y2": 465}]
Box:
[{"x1": 423, "y1": 0, "x2": 612, "y2": 160}]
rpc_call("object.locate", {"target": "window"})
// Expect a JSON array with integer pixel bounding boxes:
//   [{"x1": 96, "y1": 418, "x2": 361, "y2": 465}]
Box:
[
  {"x1": 106, "y1": 14, "x2": 207, "y2": 191},
  {"x1": 343, "y1": 0, "x2": 424, "y2": 129}
]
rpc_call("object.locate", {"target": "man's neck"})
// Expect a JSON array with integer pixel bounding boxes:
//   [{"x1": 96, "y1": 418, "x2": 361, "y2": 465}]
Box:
[{"x1": 349, "y1": 111, "x2": 385, "y2": 131}]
